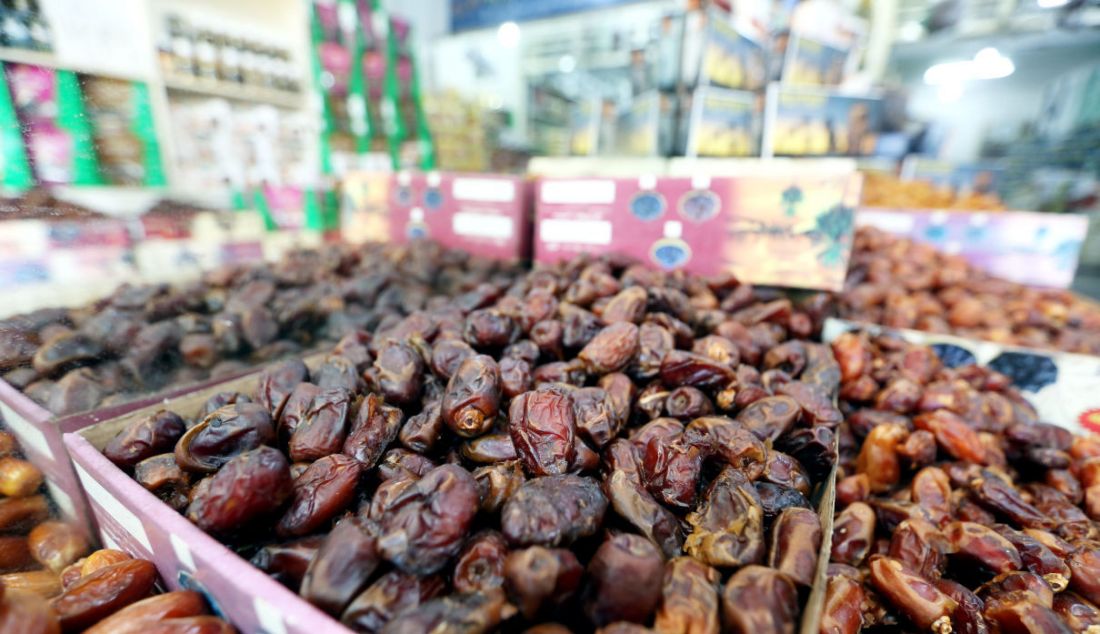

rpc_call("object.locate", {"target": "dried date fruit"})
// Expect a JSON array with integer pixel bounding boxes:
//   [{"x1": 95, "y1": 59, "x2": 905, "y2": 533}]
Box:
[
  {"x1": 287, "y1": 387, "x2": 352, "y2": 463},
  {"x1": 342, "y1": 570, "x2": 446, "y2": 633},
  {"x1": 653, "y1": 557, "x2": 719, "y2": 634},
  {"x1": 583, "y1": 533, "x2": 664, "y2": 627},
  {"x1": 504, "y1": 546, "x2": 583, "y2": 619},
  {"x1": 465, "y1": 309, "x2": 519, "y2": 349},
  {"x1": 82, "y1": 591, "x2": 207, "y2": 634},
  {"x1": 831, "y1": 502, "x2": 876, "y2": 567},
  {"x1": 602, "y1": 287, "x2": 647, "y2": 324},
  {"x1": 509, "y1": 387, "x2": 577, "y2": 477},
  {"x1": 868, "y1": 555, "x2": 956, "y2": 633},
  {"x1": 642, "y1": 436, "x2": 702, "y2": 511},
  {"x1": 605, "y1": 469, "x2": 683, "y2": 559},
  {"x1": 174, "y1": 402, "x2": 275, "y2": 473},
  {"x1": 27, "y1": 522, "x2": 88, "y2": 574},
  {"x1": 343, "y1": 394, "x2": 404, "y2": 468},
  {"x1": 301, "y1": 516, "x2": 380, "y2": 616},
  {"x1": 889, "y1": 518, "x2": 949, "y2": 581},
  {"x1": 755, "y1": 482, "x2": 811, "y2": 522},
  {"x1": 684, "y1": 416, "x2": 766, "y2": 479},
  {"x1": 768, "y1": 507, "x2": 821, "y2": 587},
  {"x1": 720, "y1": 565, "x2": 799, "y2": 634},
  {"x1": 0, "y1": 495, "x2": 50, "y2": 532},
  {"x1": 914, "y1": 410, "x2": 988, "y2": 465},
  {"x1": 1052, "y1": 591, "x2": 1100, "y2": 632},
  {"x1": 314, "y1": 354, "x2": 365, "y2": 393},
  {"x1": 0, "y1": 588, "x2": 61, "y2": 634},
  {"x1": 134, "y1": 454, "x2": 191, "y2": 511},
  {"x1": 379, "y1": 587, "x2": 514, "y2": 634},
  {"x1": 52, "y1": 558, "x2": 157, "y2": 631},
  {"x1": 461, "y1": 433, "x2": 518, "y2": 464},
  {"x1": 453, "y1": 531, "x2": 508, "y2": 594},
  {"x1": 251, "y1": 536, "x2": 324, "y2": 591},
  {"x1": 932, "y1": 578, "x2": 988, "y2": 634},
  {"x1": 665, "y1": 386, "x2": 714, "y2": 421},
  {"x1": 579, "y1": 323, "x2": 639, "y2": 374},
  {"x1": 373, "y1": 341, "x2": 424, "y2": 405},
  {"x1": 185, "y1": 446, "x2": 292, "y2": 535},
  {"x1": 500, "y1": 357, "x2": 534, "y2": 400},
  {"x1": 969, "y1": 472, "x2": 1053, "y2": 531},
  {"x1": 820, "y1": 574, "x2": 865, "y2": 634},
  {"x1": 684, "y1": 467, "x2": 765, "y2": 568},
  {"x1": 946, "y1": 521, "x2": 1022, "y2": 577},
  {"x1": 378, "y1": 448, "x2": 437, "y2": 482},
  {"x1": 277, "y1": 454, "x2": 362, "y2": 538},
  {"x1": 761, "y1": 451, "x2": 812, "y2": 497},
  {"x1": 1068, "y1": 546, "x2": 1100, "y2": 606},
  {"x1": 502, "y1": 474, "x2": 607, "y2": 547},
  {"x1": 79, "y1": 550, "x2": 131, "y2": 577},
  {"x1": 443, "y1": 355, "x2": 502, "y2": 438},
  {"x1": 991, "y1": 525, "x2": 1070, "y2": 592},
  {"x1": 103, "y1": 411, "x2": 186, "y2": 469},
  {"x1": 0, "y1": 535, "x2": 33, "y2": 573},
  {"x1": 473, "y1": 460, "x2": 526, "y2": 513},
  {"x1": 775, "y1": 426, "x2": 837, "y2": 481},
  {"x1": 0, "y1": 569, "x2": 62, "y2": 598},
  {"x1": 734, "y1": 396, "x2": 799, "y2": 443},
  {"x1": 660, "y1": 351, "x2": 735, "y2": 390},
  {"x1": 572, "y1": 387, "x2": 620, "y2": 448},
  {"x1": 377, "y1": 464, "x2": 479, "y2": 574},
  {"x1": 255, "y1": 359, "x2": 309, "y2": 419},
  {"x1": 983, "y1": 599, "x2": 1071, "y2": 634},
  {"x1": 856, "y1": 423, "x2": 908, "y2": 493},
  {"x1": 399, "y1": 399, "x2": 444, "y2": 454}
]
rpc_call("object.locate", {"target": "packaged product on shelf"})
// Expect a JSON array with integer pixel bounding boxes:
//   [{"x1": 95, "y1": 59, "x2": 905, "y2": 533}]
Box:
[
  {"x1": 615, "y1": 91, "x2": 671, "y2": 157},
  {"x1": 684, "y1": 86, "x2": 760, "y2": 158},
  {"x1": 856, "y1": 208, "x2": 1087, "y2": 289},
  {"x1": 80, "y1": 76, "x2": 164, "y2": 186},
  {"x1": 682, "y1": 7, "x2": 767, "y2": 91},
  {"x1": 779, "y1": 2, "x2": 865, "y2": 87},
  {"x1": 762, "y1": 83, "x2": 883, "y2": 158},
  {"x1": 860, "y1": 170, "x2": 1006, "y2": 211},
  {"x1": 536, "y1": 166, "x2": 862, "y2": 291},
  {"x1": 69, "y1": 253, "x2": 841, "y2": 634}
]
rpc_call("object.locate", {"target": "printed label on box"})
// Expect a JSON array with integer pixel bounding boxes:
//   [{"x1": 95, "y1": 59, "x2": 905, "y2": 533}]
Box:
[
  {"x1": 535, "y1": 171, "x2": 861, "y2": 291},
  {"x1": 857, "y1": 208, "x2": 1088, "y2": 289}
]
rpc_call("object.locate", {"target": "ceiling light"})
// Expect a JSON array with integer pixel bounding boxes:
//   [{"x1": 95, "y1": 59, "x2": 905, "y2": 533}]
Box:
[{"x1": 497, "y1": 21, "x2": 520, "y2": 48}]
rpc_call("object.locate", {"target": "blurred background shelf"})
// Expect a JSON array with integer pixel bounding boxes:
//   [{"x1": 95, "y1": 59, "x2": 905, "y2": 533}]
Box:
[{"x1": 163, "y1": 75, "x2": 304, "y2": 108}]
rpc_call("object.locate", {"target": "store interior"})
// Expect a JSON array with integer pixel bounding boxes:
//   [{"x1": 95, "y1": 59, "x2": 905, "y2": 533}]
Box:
[{"x1": 0, "y1": 0, "x2": 1099, "y2": 632}]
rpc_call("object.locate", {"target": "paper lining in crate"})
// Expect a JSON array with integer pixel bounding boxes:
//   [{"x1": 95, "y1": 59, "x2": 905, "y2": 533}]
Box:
[
  {"x1": 822, "y1": 317, "x2": 1100, "y2": 435},
  {"x1": 63, "y1": 353, "x2": 838, "y2": 634}
]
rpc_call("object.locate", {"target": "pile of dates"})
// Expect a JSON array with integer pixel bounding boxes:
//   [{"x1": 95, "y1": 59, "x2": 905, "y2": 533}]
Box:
[
  {"x1": 825, "y1": 331, "x2": 1100, "y2": 633},
  {"x1": 0, "y1": 241, "x2": 522, "y2": 415},
  {"x1": 840, "y1": 227, "x2": 1100, "y2": 355},
  {"x1": 104, "y1": 254, "x2": 842, "y2": 633},
  {"x1": 0, "y1": 424, "x2": 236, "y2": 633}
]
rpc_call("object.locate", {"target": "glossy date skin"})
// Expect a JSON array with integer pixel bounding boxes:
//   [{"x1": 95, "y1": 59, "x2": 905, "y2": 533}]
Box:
[
  {"x1": 502, "y1": 475, "x2": 607, "y2": 547},
  {"x1": 104, "y1": 410, "x2": 186, "y2": 469},
  {"x1": 185, "y1": 446, "x2": 292, "y2": 535}
]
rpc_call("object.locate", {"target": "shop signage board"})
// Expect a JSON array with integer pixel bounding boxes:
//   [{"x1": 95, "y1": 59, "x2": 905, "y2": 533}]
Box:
[
  {"x1": 685, "y1": 86, "x2": 759, "y2": 158},
  {"x1": 823, "y1": 318, "x2": 1100, "y2": 436},
  {"x1": 856, "y1": 207, "x2": 1088, "y2": 289},
  {"x1": 762, "y1": 83, "x2": 883, "y2": 158},
  {"x1": 534, "y1": 169, "x2": 863, "y2": 291},
  {"x1": 341, "y1": 170, "x2": 532, "y2": 261}
]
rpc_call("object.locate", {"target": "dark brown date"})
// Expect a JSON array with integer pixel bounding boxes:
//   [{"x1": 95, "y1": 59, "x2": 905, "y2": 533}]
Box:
[
  {"x1": 377, "y1": 465, "x2": 480, "y2": 574},
  {"x1": 461, "y1": 433, "x2": 518, "y2": 464},
  {"x1": 933, "y1": 578, "x2": 988, "y2": 634},
  {"x1": 720, "y1": 565, "x2": 799, "y2": 634},
  {"x1": 473, "y1": 460, "x2": 525, "y2": 513},
  {"x1": 255, "y1": 359, "x2": 309, "y2": 419},
  {"x1": 342, "y1": 570, "x2": 445, "y2": 633},
  {"x1": 288, "y1": 387, "x2": 352, "y2": 463},
  {"x1": 398, "y1": 399, "x2": 444, "y2": 454},
  {"x1": 1068, "y1": 546, "x2": 1100, "y2": 606},
  {"x1": 465, "y1": 309, "x2": 519, "y2": 349},
  {"x1": 133, "y1": 454, "x2": 191, "y2": 512},
  {"x1": 734, "y1": 396, "x2": 799, "y2": 443},
  {"x1": 760, "y1": 450, "x2": 812, "y2": 497},
  {"x1": 642, "y1": 436, "x2": 702, "y2": 511},
  {"x1": 377, "y1": 448, "x2": 437, "y2": 482},
  {"x1": 174, "y1": 402, "x2": 275, "y2": 473},
  {"x1": 509, "y1": 387, "x2": 577, "y2": 477},
  {"x1": 683, "y1": 417, "x2": 766, "y2": 480},
  {"x1": 453, "y1": 531, "x2": 508, "y2": 594},
  {"x1": 665, "y1": 387, "x2": 714, "y2": 421},
  {"x1": 945, "y1": 521, "x2": 1022, "y2": 576},
  {"x1": 601, "y1": 286, "x2": 647, "y2": 324},
  {"x1": 500, "y1": 357, "x2": 534, "y2": 399},
  {"x1": 104, "y1": 410, "x2": 186, "y2": 468},
  {"x1": 373, "y1": 341, "x2": 424, "y2": 405},
  {"x1": 251, "y1": 536, "x2": 324, "y2": 591},
  {"x1": 504, "y1": 546, "x2": 583, "y2": 620},
  {"x1": 583, "y1": 533, "x2": 663, "y2": 627},
  {"x1": 379, "y1": 587, "x2": 514, "y2": 634},
  {"x1": 300, "y1": 516, "x2": 380, "y2": 616},
  {"x1": 578, "y1": 322, "x2": 639, "y2": 374},
  {"x1": 430, "y1": 339, "x2": 476, "y2": 381},
  {"x1": 502, "y1": 475, "x2": 607, "y2": 547},
  {"x1": 572, "y1": 387, "x2": 620, "y2": 448},
  {"x1": 969, "y1": 472, "x2": 1053, "y2": 531},
  {"x1": 684, "y1": 467, "x2": 765, "y2": 568},
  {"x1": 831, "y1": 501, "x2": 876, "y2": 567},
  {"x1": 343, "y1": 393, "x2": 404, "y2": 468},
  {"x1": 776, "y1": 381, "x2": 843, "y2": 427},
  {"x1": 314, "y1": 354, "x2": 365, "y2": 393},
  {"x1": 443, "y1": 355, "x2": 502, "y2": 438},
  {"x1": 660, "y1": 351, "x2": 735, "y2": 390},
  {"x1": 277, "y1": 454, "x2": 362, "y2": 538},
  {"x1": 1052, "y1": 591, "x2": 1100, "y2": 632},
  {"x1": 653, "y1": 557, "x2": 719, "y2": 634},
  {"x1": 185, "y1": 446, "x2": 292, "y2": 535},
  {"x1": 991, "y1": 525, "x2": 1070, "y2": 592}
]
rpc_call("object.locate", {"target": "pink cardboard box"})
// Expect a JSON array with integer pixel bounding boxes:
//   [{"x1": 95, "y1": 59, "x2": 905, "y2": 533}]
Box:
[
  {"x1": 534, "y1": 171, "x2": 863, "y2": 291},
  {"x1": 0, "y1": 369, "x2": 257, "y2": 540},
  {"x1": 64, "y1": 360, "x2": 354, "y2": 634},
  {"x1": 343, "y1": 170, "x2": 532, "y2": 261}
]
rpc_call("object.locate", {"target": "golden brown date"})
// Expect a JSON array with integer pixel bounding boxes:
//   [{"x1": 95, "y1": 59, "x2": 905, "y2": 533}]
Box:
[
  {"x1": 820, "y1": 574, "x2": 864, "y2": 634},
  {"x1": 1052, "y1": 591, "x2": 1100, "y2": 632},
  {"x1": 28, "y1": 522, "x2": 88, "y2": 573},
  {"x1": 831, "y1": 501, "x2": 876, "y2": 567},
  {"x1": 913, "y1": 410, "x2": 988, "y2": 465},
  {"x1": 653, "y1": 557, "x2": 719, "y2": 634},
  {"x1": 116, "y1": 616, "x2": 234, "y2": 634},
  {"x1": 856, "y1": 423, "x2": 907, "y2": 493},
  {"x1": 768, "y1": 507, "x2": 822, "y2": 587},
  {"x1": 888, "y1": 518, "x2": 948, "y2": 581},
  {"x1": 721, "y1": 565, "x2": 798, "y2": 634},
  {"x1": 911, "y1": 466, "x2": 952, "y2": 526},
  {"x1": 82, "y1": 591, "x2": 207, "y2": 634},
  {"x1": 51, "y1": 559, "x2": 157, "y2": 631},
  {"x1": 0, "y1": 569, "x2": 62, "y2": 598},
  {"x1": 0, "y1": 457, "x2": 43, "y2": 497},
  {"x1": 1068, "y1": 546, "x2": 1100, "y2": 606},
  {"x1": 868, "y1": 555, "x2": 956, "y2": 633},
  {"x1": 684, "y1": 467, "x2": 765, "y2": 568},
  {"x1": 945, "y1": 521, "x2": 1022, "y2": 576},
  {"x1": 81, "y1": 549, "x2": 132, "y2": 577},
  {"x1": 0, "y1": 587, "x2": 61, "y2": 634}
]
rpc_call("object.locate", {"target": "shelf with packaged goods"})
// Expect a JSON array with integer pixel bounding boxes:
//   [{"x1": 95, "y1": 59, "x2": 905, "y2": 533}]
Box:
[
  {"x1": 0, "y1": 46, "x2": 151, "y2": 82},
  {"x1": 162, "y1": 74, "x2": 304, "y2": 109}
]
